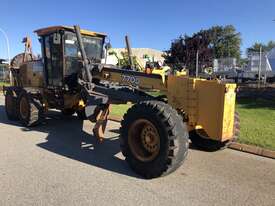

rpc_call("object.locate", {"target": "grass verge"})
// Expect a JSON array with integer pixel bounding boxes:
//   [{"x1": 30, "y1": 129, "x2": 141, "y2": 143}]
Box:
[
  {"x1": 0, "y1": 81, "x2": 10, "y2": 88},
  {"x1": 110, "y1": 104, "x2": 131, "y2": 117},
  {"x1": 236, "y1": 98, "x2": 275, "y2": 151}
]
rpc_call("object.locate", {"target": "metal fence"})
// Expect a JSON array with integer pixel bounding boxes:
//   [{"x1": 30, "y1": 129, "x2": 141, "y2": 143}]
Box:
[{"x1": 0, "y1": 64, "x2": 9, "y2": 83}]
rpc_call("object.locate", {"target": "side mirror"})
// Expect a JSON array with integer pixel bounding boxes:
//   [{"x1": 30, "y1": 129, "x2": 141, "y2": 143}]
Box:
[{"x1": 105, "y1": 42, "x2": 112, "y2": 50}]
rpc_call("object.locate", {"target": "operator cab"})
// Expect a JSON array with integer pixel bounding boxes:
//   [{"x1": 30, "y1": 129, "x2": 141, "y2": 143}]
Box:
[{"x1": 35, "y1": 26, "x2": 106, "y2": 89}]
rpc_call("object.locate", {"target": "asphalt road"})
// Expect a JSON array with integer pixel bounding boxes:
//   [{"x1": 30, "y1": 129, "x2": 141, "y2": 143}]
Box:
[{"x1": 0, "y1": 95, "x2": 274, "y2": 206}]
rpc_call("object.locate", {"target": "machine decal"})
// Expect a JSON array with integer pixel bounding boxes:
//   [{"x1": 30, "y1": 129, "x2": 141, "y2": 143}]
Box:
[{"x1": 121, "y1": 74, "x2": 140, "y2": 86}]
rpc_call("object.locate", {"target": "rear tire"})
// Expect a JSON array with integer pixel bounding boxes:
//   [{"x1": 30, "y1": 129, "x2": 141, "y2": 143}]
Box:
[
  {"x1": 5, "y1": 90, "x2": 18, "y2": 120},
  {"x1": 120, "y1": 101, "x2": 189, "y2": 179},
  {"x1": 190, "y1": 112, "x2": 240, "y2": 151},
  {"x1": 17, "y1": 91, "x2": 43, "y2": 127}
]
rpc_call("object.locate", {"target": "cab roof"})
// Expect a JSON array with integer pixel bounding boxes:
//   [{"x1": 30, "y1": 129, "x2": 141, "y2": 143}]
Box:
[{"x1": 34, "y1": 26, "x2": 107, "y2": 37}]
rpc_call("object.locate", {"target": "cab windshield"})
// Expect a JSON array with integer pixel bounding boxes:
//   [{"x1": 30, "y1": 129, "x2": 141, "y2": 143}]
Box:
[
  {"x1": 64, "y1": 32, "x2": 104, "y2": 77},
  {"x1": 64, "y1": 32, "x2": 104, "y2": 61}
]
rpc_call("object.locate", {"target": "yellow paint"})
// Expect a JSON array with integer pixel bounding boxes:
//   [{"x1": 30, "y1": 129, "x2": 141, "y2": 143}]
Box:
[
  {"x1": 167, "y1": 76, "x2": 236, "y2": 142},
  {"x1": 34, "y1": 26, "x2": 106, "y2": 37},
  {"x1": 151, "y1": 68, "x2": 167, "y2": 83}
]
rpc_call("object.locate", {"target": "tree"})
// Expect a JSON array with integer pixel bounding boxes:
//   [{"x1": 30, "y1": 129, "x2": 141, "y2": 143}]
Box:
[
  {"x1": 210, "y1": 25, "x2": 241, "y2": 60},
  {"x1": 246, "y1": 41, "x2": 275, "y2": 55},
  {"x1": 164, "y1": 25, "x2": 241, "y2": 74}
]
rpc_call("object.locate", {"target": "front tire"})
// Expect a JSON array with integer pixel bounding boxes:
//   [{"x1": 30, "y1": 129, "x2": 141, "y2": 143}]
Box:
[{"x1": 120, "y1": 101, "x2": 189, "y2": 179}]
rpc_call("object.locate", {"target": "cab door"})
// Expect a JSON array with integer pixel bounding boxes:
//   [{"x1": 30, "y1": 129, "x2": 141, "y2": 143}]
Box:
[{"x1": 43, "y1": 32, "x2": 63, "y2": 87}]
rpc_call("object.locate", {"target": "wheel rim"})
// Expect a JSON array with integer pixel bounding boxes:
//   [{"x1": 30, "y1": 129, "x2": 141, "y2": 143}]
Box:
[
  {"x1": 20, "y1": 96, "x2": 29, "y2": 119},
  {"x1": 128, "y1": 119, "x2": 160, "y2": 162}
]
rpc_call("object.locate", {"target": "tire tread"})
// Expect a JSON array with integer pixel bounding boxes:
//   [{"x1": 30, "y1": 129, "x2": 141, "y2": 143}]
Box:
[{"x1": 120, "y1": 100, "x2": 189, "y2": 178}]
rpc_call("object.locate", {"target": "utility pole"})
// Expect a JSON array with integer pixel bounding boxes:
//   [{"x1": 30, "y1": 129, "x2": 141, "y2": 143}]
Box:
[
  {"x1": 196, "y1": 50, "x2": 199, "y2": 77},
  {"x1": 258, "y1": 46, "x2": 262, "y2": 88},
  {"x1": 0, "y1": 28, "x2": 10, "y2": 65},
  {"x1": 0, "y1": 28, "x2": 11, "y2": 84},
  {"x1": 264, "y1": 54, "x2": 268, "y2": 85}
]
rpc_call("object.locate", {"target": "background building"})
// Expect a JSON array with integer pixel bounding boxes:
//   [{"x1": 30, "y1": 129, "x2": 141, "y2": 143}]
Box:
[
  {"x1": 246, "y1": 52, "x2": 272, "y2": 73},
  {"x1": 267, "y1": 48, "x2": 275, "y2": 72},
  {"x1": 213, "y1": 57, "x2": 237, "y2": 72}
]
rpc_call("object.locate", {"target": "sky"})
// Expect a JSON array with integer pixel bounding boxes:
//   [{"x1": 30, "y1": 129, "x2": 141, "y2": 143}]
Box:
[{"x1": 0, "y1": 0, "x2": 275, "y2": 60}]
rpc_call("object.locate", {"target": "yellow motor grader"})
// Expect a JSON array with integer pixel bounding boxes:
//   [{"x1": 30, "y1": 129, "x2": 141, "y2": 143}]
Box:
[{"x1": 3, "y1": 25, "x2": 239, "y2": 178}]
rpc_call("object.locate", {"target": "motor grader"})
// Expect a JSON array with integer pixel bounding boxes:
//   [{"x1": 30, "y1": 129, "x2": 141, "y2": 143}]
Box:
[{"x1": 3, "y1": 25, "x2": 239, "y2": 179}]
